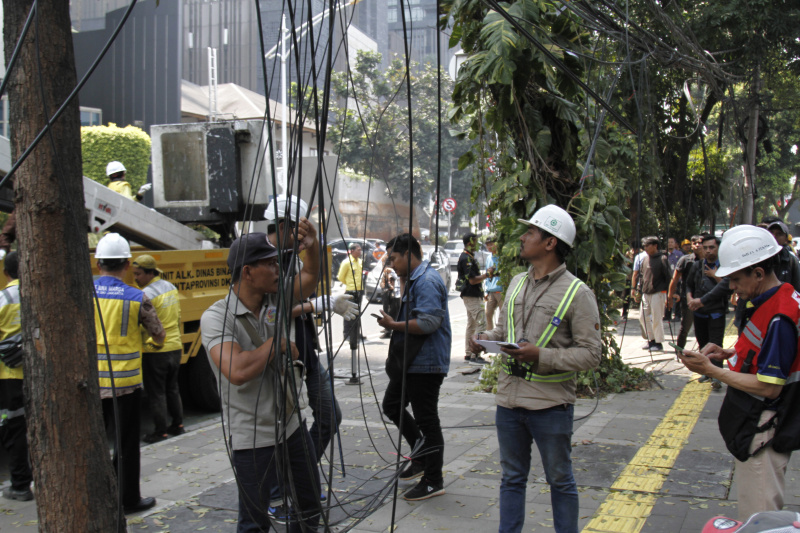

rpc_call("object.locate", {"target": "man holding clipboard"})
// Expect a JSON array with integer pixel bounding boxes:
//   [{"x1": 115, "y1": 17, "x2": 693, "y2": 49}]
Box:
[{"x1": 470, "y1": 205, "x2": 602, "y2": 533}]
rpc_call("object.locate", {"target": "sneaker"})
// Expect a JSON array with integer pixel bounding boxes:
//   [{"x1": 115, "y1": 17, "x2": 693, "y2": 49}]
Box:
[
  {"x1": 166, "y1": 424, "x2": 185, "y2": 436},
  {"x1": 268, "y1": 504, "x2": 292, "y2": 525},
  {"x1": 3, "y1": 487, "x2": 33, "y2": 501},
  {"x1": 469, "y1": 355, "x2": 488, "y2": 365},
  {"x1": 143, "y1": 432, "x2": 168, "y2": 444},
  {"x1": 698, "y1": 375, "x2": 711, "y2": 383},
  {"x1": 641, "y1": 341, "x2": 655, "y2": 350},
  {"x1": 403, "y1": 478, "x2": 445, "y2": 501},
  {"x1": 464, "y1": 355, "x2": 472, "y2": 362},
  {"x1": 651, "y1": 343, "x2": 663, "y2": 351},
  {"x1": 399, "y1": 462, "x2": 424, "y2": 481},
  {"x1": 712, "y1": 379, "x2": 723, "y2": 391}
]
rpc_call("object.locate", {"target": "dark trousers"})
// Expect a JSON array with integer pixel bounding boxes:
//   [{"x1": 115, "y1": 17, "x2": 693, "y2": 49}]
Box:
[
  {"x1": 676, "y1": 299, "x2": 694, "y2": 349},
  {"x1": 382, "y1": 373, "x2": 445, "y2": 484},
  {"x1": 694, "y1": 314, "x2": 726, "y2": 368},
  {"x1": 142, "y1": 350, "x2": 183, "y2": 433},
  {"x1": 102, "y1": 388, "x2": 142, "y2": 507},
  {"x1": 306, "y1": 364, "x2": 342, "y2": 463},
  {"x1": 0, "y1": 379, "x2": 31, "y2": 491},
  {"x1": 342, "y1": 290, "x2": 363, "y2": 342},
  {"x1": 233, "y1": 426, "x2": 320, "y2": 533}
]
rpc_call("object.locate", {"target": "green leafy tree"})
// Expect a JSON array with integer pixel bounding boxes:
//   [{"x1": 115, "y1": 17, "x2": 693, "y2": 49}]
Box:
[
  {"x1": 81, "y1": 123, "x2": 151, "y2": 191},
  {"x1": 328, "y1": 50, "x2": 474, "y2": 235},
  {"x1": 444, "y1": 0, "x2": 645, "y2": 393}
]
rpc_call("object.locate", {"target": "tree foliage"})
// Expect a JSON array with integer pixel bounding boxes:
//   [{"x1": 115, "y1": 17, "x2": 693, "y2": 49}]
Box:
[
  {"x1": 81, "y1": 123, "x2": 151, "y2": 191},
  {"x1": 443, "y1": 0, "x2": 647, "y2": 389},
  {"x1": 328, "y1": 50, "x2": 474, "y2": 234}
]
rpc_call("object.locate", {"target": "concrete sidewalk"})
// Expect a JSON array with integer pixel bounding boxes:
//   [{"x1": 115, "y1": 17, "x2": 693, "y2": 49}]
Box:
[{"x1": 1, "y1": 308, "x2": 799, "y2": 532}]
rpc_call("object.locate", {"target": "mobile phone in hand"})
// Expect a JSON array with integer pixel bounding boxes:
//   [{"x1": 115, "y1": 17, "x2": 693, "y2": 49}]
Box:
[
  {"x1": 498, "y1": 342, "x2": 520, "y2": 350},
  {"x1": 370, "y1": 313, "x2": 382, "y2": 320}
]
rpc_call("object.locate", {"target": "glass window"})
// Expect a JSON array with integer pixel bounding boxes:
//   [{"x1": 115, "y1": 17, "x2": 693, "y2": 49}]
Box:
[
  {"x1": 388, "y1": 8, "x2": 396, "y2": 23},
  {"x1": 80, "y1": 108, "x2": 102, "y2": 127}
]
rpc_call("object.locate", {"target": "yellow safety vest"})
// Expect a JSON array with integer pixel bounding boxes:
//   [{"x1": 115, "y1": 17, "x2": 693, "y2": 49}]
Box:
[
  {"x1": 502, "y1": 275, "x2": 584, "y2": 383},
  {"x1": 142, "y1": 277, "x2": 182, "y2": 353},
  {"x1": 0, "y1": 280, "x2": 22, "y2": 380},
  {"x1": 94, "y1": 276, "x2": 144, "y2": 392},
  {"x1": 108, "y1": 180, "x2": 135, "y2": 201}
]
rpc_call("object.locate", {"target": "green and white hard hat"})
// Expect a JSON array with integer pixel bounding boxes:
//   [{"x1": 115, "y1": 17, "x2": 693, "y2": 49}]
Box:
[{"x1": 518, "y1": 205, "x2": 576, "y2": 247}]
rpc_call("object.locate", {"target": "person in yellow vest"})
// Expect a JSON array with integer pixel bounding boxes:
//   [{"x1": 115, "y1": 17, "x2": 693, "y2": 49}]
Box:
[
  {"x1": 0, "y1": 252, "x2": 33, "y2": 501},
  {"x1": 132, "y1": 255, "x2": 185, "y2": 444},
  {"x1": 470, "y1": 205, "x2": 602, "y2": 533},
  {"x1": 106, "y1": 161, "x2": 151, "y2": 201},
  {"x1": 337, "y1": 242, "x2": 364, "y2": 342},
  {"x1": 94, "y1": 233, "x2": 165, "y2": 514}
]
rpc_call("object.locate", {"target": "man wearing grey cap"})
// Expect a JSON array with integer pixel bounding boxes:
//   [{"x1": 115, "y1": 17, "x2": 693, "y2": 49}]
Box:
[
  {"x1": 767, "y1": 221, "x2": 800, "y2": 290},
  {"x1": 201, "y1": 229, "x2": 321, "y2": 532}
]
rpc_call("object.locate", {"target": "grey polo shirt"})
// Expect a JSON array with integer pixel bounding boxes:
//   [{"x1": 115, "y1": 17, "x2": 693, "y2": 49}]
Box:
[{"x1": 200, "y1": 287, "x2": 299, "y2": 451}]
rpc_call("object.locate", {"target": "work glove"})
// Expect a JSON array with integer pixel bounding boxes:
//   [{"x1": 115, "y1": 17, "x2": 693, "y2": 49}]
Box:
[
  {"x1": 138, "y1": 183, "x2": 152, "y2": 196},
  {"x1": 312, "y1": 294, "x2": 358, "y2": 321}
]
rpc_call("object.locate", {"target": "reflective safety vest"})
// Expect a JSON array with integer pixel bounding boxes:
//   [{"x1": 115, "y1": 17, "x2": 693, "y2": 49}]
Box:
[
  {"x1": 501, "y1": 275, "x2": 584, "y2": 382},
  {"x1": 719, "y1": 283, "x2": 800, "y2": 458},
  {"x1": 142, "y1": 277, "x2": 182, "y2": 353},
  {"x1": 108, "y1": 180, "x2": 134, "y2": 201},
  {"x1": 0, "y1": 280, "x2": 22, "y2": 380},
  {"x1": 730, "y1": 283, "x2": 800, "y2": 378},
  {"x1": 94, "y1": 276, "x2": 144, "y2": 392}
]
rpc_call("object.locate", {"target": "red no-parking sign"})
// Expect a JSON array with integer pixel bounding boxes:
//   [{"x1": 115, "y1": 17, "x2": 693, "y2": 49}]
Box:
[{"x1": 442, "y1": 198, "x2": 457, "y2": 212}]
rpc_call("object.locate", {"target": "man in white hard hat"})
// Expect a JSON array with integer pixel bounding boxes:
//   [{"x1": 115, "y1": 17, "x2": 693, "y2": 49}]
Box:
[
  {"x1": 264, "y1": 194, "x2": 353, "y2": 515},
  {"x1": 469, "y1": 205, "x2": 602, "y2": 533},
  {"x1": 106, "y1": 161, "x2": 151, "y2": 202},
  {"x1": 94, "y1": 233, "x2": 165, "y2": 514},
  {"x1": 679, "y1": 224, "x2": 800, "y2": 520}
]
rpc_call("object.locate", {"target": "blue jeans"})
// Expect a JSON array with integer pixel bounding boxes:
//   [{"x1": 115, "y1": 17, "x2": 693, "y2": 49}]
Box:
[
  {"x1": 496, "y1": 404, "x2": 578, "y2": 533},
  {"x1": 233, "y1": 426, "x2": 320, "y2": 533}
]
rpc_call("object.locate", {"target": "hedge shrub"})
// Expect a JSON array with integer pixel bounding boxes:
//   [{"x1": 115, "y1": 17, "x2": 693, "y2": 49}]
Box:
[{"x1": 81, "y1": 123, "x2": 151, "y2": 191}]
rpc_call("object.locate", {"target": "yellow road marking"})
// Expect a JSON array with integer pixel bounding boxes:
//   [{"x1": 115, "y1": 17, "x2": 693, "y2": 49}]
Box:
[{"x1": 582, "y1": 379, "x2": 712, "y2": 533}]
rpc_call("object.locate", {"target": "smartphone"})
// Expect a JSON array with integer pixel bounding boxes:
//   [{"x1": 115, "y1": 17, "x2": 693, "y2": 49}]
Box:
[
  {"x1": 370, "y1": 313, "x2": 382, "y2": 319},
  {"x1": 498, "y1": 342, "x2": 520, "y2": 350},
  {"x1": 667, "y1": 342, "x2": 682, "y2": 351}
]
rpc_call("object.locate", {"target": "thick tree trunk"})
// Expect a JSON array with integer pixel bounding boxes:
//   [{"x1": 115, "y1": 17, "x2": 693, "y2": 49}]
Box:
[{"x1": 2, "y1": 1, "x2": 122, "y2": 531}]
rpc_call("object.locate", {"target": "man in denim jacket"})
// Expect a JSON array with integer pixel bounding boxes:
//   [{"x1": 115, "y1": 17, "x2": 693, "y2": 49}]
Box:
[{"x1": 377, "y1": 233, "x2": 452, "y2": 501}]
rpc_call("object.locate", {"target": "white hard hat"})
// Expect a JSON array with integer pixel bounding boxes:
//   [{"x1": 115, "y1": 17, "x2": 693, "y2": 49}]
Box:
[
  {"x1": 518, "y1": 205, "x2": 577, "y2": 247},
  {"x1": 106, "y1": 161, "x2": 126, "y2": 176},
  {"x1": 95, "y1": 233, "x2": 132, "y2": 259},
  {"x1": 716, "y1": 225, "x2": 781, "y2": 277},
  {"x1": 264, "y1": 194, "x2": 309, "y2": 223}
]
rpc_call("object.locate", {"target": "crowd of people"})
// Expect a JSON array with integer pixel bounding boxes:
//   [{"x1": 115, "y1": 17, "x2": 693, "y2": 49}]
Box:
[{"x1": 4, "y1": 184, "x2": 800, "y2": 532}]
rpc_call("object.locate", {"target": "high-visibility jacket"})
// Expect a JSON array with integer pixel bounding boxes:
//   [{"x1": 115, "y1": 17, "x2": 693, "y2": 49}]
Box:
[
  {"x1": 500, "y1": 275, "x2": 585, "y2": 383},
  {"x1": 730, "y1": 283, "x2": 800, "y2": 380},
  {"x1": 141, "y1": 276, "x2": 182, "y2": 353},
  {"x1": 94, "y1": 276, "x2": 144, "y2": 392},
  {"x1": 720, "y1": 282, "x2": 800, "y2": 457},
  {"x1": 0, "y1": 279, "x2": 22, "y2": 380}
]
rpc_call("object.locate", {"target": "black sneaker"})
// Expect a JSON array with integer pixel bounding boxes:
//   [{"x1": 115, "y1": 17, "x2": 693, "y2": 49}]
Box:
[
  {"x1": 651, "y1": 343, "x2": 663, "y2": 351},
  {"x1": 268, "y1": 504, "x2": 292, "y2": 525},
  {"x1": 3, "y1": 487, "x2": 33, "y2": 501},
  {"x1": 143, "y1": 432, "x2": 168, "y2": 444},
  {"x1": 403, "y1": 478, "x2": 445, "y2": 501},
  {"x1": 641, "y1": 341, "x2": 654, "y2": 350},
  {"x1": 399, "y1": 462, "x2": 424, "y2": 481},
  {"x1": 166, "y1": 424, "x2": 185, "y2": 436},
  {"x1": 469, "y1": 355, "x2": 488, "y2": 365}
]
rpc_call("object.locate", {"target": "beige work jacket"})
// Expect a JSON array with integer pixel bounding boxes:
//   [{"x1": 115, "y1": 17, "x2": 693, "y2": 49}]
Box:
[{"x1": 486, "y1": 262, "x2": 602, "y2": 410}]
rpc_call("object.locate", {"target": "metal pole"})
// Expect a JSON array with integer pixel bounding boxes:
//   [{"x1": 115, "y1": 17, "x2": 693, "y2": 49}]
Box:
[{"x1": 281, "y1": 15, "x2": 288, "y2": 196}]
